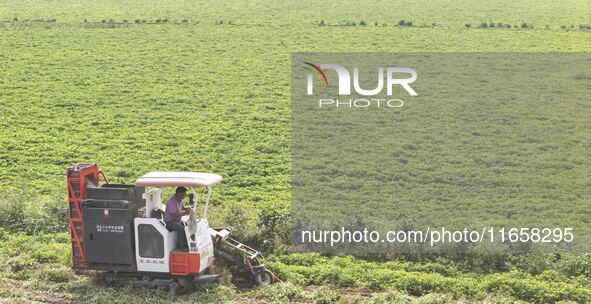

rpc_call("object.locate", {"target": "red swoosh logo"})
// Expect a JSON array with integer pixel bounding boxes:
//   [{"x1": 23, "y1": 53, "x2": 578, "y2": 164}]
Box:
[{"x1": 303, "y1": 62, "x2": 328, "y2": 86}]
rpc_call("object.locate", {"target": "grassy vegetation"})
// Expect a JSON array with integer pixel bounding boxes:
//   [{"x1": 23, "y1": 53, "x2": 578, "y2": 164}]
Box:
[
  {"x1": 269, "y1": 254, "x2": 591, "y2": 302},
  {"x1": 0, "y1": 0, "x2": 589, "y2": 303}
]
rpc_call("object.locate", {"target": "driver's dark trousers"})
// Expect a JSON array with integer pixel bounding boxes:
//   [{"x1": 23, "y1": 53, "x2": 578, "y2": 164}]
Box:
[{"x1": 165, "y1": 221, "x2": 188, "y2": 250}]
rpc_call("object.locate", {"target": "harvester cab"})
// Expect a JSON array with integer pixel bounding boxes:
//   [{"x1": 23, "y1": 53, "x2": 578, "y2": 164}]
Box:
[
  {"x1": 133, "y1": 172, "x2": 222, "y2": 275},
  {"x1": 66, "y1": 163, "x2": 277, "y2": 289}
]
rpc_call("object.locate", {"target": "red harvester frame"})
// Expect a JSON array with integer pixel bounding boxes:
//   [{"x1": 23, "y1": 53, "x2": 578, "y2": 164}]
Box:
[{"x1": 66, "y1": 163, "x2": 109, "y2": 268}]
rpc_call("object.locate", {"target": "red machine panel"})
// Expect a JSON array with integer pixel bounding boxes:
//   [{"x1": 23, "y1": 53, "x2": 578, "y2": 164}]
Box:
[{"x1": 170, "y1": 252, "x2": 201, "y2": 276}]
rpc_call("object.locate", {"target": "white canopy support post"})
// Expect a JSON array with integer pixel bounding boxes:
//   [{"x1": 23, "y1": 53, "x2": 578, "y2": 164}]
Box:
[
  {"x1": 187, "y1": 187, "x2": 200, "y2": 247},
  {"x1": 203, "y1": 186, "x2": 212, "y2": 218},
  {"x1": 144, "y1": 187, "x2": 163, "y2": 220},
  {"x1": 191, "y1": 188, "x2": 199, "y2": 213}
]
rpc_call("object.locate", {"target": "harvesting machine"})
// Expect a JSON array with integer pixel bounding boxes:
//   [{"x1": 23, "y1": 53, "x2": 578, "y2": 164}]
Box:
[{"x1": 66, "y1": 163, "x2": 278, "y2": 289}]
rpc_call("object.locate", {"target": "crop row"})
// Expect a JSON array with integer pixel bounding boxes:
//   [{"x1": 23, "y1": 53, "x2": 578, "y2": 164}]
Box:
[
  {"x1": 318, "y1": 19, "x2": 591, "y2": 30},
  {"x1": 268, "y1": 253, "x2": 591, "y2": 303},
  {"x1": 1, "y1": 17, "x2": 590, "y2": 31}
]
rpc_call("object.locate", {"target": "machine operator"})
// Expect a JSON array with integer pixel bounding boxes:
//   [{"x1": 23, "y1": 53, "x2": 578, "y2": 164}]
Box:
[{"x1": 163, "y1": 186, "x2": 191, "y2": 251}]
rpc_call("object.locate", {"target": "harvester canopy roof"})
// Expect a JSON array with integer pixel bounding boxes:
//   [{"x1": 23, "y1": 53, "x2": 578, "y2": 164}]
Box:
[{"x1": 134, "y1": 172, "x2": 223, "y2": 188}]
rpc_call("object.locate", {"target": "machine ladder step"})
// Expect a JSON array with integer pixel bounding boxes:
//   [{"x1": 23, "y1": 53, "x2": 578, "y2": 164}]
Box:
[{"x1": 66, "y1": 163, "x2": 106, "y2": 268}]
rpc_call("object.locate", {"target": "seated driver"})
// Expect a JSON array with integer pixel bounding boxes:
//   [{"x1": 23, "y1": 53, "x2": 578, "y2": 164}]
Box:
[{"x1": 163, "y1": 186, "x2": 191, "y2": 251}]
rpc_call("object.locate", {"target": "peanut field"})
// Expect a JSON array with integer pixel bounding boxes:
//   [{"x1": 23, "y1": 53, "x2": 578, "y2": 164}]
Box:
[{"x1": 0, "y1": 0, "x2": 589, "y2": 303}]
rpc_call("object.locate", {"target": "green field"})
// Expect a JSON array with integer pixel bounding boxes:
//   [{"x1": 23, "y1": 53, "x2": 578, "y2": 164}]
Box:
[{"x1": 0, "y1": 0, "x2": 590, "y2": 303}]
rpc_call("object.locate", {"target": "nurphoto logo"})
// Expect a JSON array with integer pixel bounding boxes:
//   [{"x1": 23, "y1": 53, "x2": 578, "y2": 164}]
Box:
[{"x1": 303, "y1": 62, "x2": 418, "y2": 108}]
